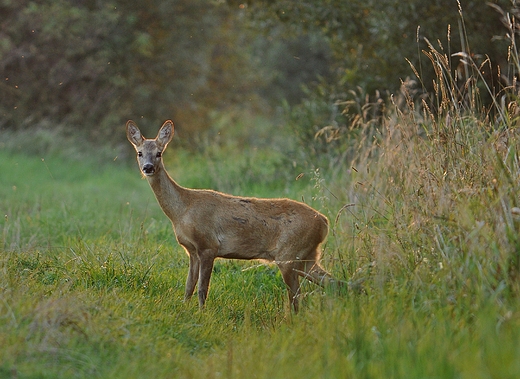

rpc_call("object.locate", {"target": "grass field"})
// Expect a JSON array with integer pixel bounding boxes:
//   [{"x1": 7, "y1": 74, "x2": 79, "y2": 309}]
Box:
[
  {"x1": 1, "y1": 103, "x2": 520, "y2": 379},
  {"x1": 2, "y1": 26, "x2": 520, "y2": 374}
]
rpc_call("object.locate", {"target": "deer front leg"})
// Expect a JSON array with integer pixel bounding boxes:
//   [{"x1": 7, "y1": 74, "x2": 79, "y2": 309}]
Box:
[
  {"x1": 197, "y1": 252, "x2": 215, "y2": 308},
  {"x1": 184, "y1": 253, "x2": 199, "y2": 302}
]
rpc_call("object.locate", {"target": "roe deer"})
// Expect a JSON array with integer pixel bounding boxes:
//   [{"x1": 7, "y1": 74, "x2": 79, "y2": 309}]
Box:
[{"x1": 126, "y1": 120, "x2": 342, "y2": 312}]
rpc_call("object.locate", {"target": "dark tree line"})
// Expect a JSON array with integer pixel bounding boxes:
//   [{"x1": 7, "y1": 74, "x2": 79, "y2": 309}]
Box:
[
  {"x1": 0, "y1": 0, "x2": 264, "y2": 141},
  {"x1": 0, "y1": 0, "x2": 515, "y2": 144}
]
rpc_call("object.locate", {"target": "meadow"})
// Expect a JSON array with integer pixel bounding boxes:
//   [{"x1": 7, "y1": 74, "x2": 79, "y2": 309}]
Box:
[
  {"x1": 1, "y1": 100, "x2": 520, "y2": 379},
  {"x1": 2, "y1": 34, "x2": 520, "y2": 377}
]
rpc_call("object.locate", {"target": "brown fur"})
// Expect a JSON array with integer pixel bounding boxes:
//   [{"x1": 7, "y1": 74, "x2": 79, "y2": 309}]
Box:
[{"x1": 126, "y1": 120, "x2": 339, "y2": 312}]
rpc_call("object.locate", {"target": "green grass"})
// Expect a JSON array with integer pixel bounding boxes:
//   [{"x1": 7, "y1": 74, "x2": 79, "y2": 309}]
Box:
[
  {"x1": 1, "y1": 130, "x2": 520, "y2": 379},
  {"x1": 2, "y1": 102, "x2": 520, "y2": 379}
]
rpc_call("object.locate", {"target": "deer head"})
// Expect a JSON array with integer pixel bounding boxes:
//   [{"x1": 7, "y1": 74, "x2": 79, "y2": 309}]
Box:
[{"x1": 126, "y1": 120, "x2": 174, "y2": 176}]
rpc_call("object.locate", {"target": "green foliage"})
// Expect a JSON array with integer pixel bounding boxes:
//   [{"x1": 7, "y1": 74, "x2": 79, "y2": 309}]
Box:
[
  {"x1": 2, "y1": 0, "x2": 515, "y2": 149},
  {"x1": 240, "y1": 0, "x2": 511, "y2": 95},
  {"x1": 251, "y1": 32, "x2": 334, "y2": 105},
  {"x1": 0, "y1": 0, "x2": 264, "y2": 141},
  {"x1": 266, "y1": 0, "x2": 520, "y2": 171}
]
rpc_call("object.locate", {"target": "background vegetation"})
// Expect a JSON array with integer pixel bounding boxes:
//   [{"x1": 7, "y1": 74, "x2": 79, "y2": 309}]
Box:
[
  {"x1": 2, "y1": 0, "x2": 520, "y2": 378},
  {"x1": 1, "y1": 0, "x2": 512, "y2": 143}
]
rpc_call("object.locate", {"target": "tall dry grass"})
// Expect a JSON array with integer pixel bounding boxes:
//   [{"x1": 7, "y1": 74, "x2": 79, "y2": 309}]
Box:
[{"x1": 323, "y1": 3, "x2": 520, "y2": 302}]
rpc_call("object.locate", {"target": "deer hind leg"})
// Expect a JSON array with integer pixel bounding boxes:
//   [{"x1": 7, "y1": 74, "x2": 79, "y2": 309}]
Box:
[
  {"x1": 298, "y1": 249, "x2": 346, "y2": 290},
  {"x1": 301, "y1": 261, "x2": 335, "y2": 286},
  {"x1": 278, "y1": 262, "x2": 303, "y2": 313}
]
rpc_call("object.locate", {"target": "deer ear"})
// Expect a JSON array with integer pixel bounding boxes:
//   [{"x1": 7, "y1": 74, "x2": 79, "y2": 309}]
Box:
[
  {"x1": 126, "y1": 120, "x2": 144, "y2": 147},
  {"x1": 157, "y1": 120, "x2": 174, "y2": 148}
]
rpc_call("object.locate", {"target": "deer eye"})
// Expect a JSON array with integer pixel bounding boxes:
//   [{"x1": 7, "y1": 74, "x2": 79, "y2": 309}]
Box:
[
  {"x1": 137, "y1": 151, "x2": 143, "y2": 157},
  {"x1": 156, "y1": 151, "x2": 162, "y2": 158}
]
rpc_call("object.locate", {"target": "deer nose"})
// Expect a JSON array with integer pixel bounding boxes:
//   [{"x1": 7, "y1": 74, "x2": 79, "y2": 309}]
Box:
[{"x1": 142, "y1": 164, "x2": 155, "y2": 175}]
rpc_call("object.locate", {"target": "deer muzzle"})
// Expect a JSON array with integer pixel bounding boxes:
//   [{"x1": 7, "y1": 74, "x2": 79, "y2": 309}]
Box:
[{"x1": 142, "y1": 164, "x2": 155, "y2": 175}]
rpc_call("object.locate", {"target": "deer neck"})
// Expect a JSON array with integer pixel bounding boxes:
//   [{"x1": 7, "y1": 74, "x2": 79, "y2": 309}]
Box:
[{"x1": 146, "y1": 163, "x2": 186, "y2": 224}]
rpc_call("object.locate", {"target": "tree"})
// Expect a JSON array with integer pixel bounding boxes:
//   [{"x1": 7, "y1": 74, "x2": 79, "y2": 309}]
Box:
[
  {"x1": 229, "y1": 0, "x2": 516, "y2": 167},
  {"x1": 0, "y1": 0, "x2": 264, "y2": 141},
  {"x1": 234, "y1": 0, "x2": 511, "y2": 95}
]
